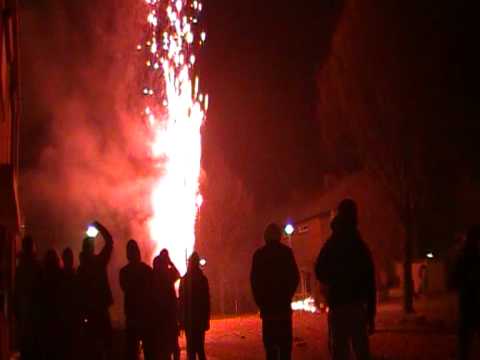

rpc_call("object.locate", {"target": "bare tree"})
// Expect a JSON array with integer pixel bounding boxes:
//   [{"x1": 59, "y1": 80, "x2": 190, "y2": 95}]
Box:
[
  {"x1": 315, "y1": 1, "x2": 444, "y2": 313},
  {"x1": 197, "y1": 155, "x2": 255, "y2": 314}
]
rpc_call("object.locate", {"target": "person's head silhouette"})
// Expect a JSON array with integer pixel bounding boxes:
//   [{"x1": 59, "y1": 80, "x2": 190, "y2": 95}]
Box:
[
  {"x1": 264, "y1": 223, "x2": 282, "y2": 244},
  {"x1": 62, "y1": 247, "x2": 74, "y2": 270},
  {"x1": 337, "y1": 198, "x2": 358, "y2": 227},
  {"x1": 44, "y1": 249, "x2": 60, "y2": 272},
  {"x1": 188, "y1": 252, "x2": 200, "y2": 272},
  {"x1": 126, "y1": 239, "x2": 141, "y2": 263},
  {"x1": 153, "y1": 248, "x2": 171, "y2": 270}
]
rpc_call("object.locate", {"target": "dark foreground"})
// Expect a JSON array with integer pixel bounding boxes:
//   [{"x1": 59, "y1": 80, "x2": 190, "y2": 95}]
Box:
[
  {"x1": 117, "y1": 295, "x2": 475, "y2": 360},
  {"x1": 11, "y1": 295, "x2": 473, "y2": 359}
]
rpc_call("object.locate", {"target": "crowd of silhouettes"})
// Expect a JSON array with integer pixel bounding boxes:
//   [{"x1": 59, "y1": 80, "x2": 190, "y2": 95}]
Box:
[
  {"x1": 13, "y1": 221, "x2": 211, "y2": 360},
  {"x1": 12, "y1": 200, "x2": 480, "y2": 360}
]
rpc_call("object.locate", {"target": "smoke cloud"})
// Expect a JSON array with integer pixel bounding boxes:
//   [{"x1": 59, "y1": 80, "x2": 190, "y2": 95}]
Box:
[{"x1": 19, "y1": 0, "x2": 159, "y2": 319}]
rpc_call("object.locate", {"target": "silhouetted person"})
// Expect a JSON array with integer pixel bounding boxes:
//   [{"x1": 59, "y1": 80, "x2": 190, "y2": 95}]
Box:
[
  {"x1": 119, "y1": 240, "x2": 154, "y2": 360},
  {"x1": 452, "y1": 225, "x2": 480, "y2": 360},
  {"x1": 13, "y1": 236, "x2": 42, "y2": 360},
  {"x1": 315, "y1": 199, "x2": 376, "y2": 360},
  {"x1": 152, "y1": 249, "x2": 181, "y2": 360},
  {"x1": 250, "y1": 223, "x2": 300, "y2": 360},
  {"x1": 76, "y1": 221, "x2": 114, "y2": 360},
  {"x1": 39, "y1": 249, "x2": 64, "y2": 360},
  {"x1": 61, "y1": 247, "x2": 78, "y2": 359},
  {"x1": 179, "y1": 252, "x2": 210, "y2": 360}
]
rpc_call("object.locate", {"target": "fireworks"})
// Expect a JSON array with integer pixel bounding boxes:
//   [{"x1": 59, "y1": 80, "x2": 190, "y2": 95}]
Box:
[{"x1": 140, "y1": 0, "x2": 207, "y2": 274}]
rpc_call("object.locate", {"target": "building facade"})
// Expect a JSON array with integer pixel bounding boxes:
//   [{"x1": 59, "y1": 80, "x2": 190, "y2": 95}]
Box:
[
  {"x1": 279, "y1": 173, "x2": 404, "y2": 306},
  {"x1": 0, "y1": 0, "x2": 21, "y2": 358}
]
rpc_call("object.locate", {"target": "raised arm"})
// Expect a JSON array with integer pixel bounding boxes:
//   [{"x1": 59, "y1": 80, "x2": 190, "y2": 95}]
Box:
[{"x1": 92, "y1": 221, "x2": 113, "y2": 266}]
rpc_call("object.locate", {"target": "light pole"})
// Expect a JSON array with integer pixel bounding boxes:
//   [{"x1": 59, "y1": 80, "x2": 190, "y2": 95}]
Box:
[{"x1": 284, "y1": 223, "x2": 294, "y2": 248}]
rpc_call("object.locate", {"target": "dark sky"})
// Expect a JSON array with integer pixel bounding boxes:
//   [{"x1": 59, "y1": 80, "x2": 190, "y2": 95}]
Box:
[
  {"x1": 197, "y1": 1, "x2": 344, "y2": 203},
  {"x1": 18, "y1": 0, "x2": 476, "y2": 234}
]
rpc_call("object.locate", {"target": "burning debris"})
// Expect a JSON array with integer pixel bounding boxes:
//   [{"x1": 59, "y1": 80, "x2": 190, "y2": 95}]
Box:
[{"x1": 291, "y1": 297, "x2": 320, "y2": 314}]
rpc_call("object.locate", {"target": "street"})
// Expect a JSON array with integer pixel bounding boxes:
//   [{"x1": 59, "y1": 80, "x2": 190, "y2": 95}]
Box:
[{"x1": 168, "y1": 296, "x2": 471, "y2": 360}]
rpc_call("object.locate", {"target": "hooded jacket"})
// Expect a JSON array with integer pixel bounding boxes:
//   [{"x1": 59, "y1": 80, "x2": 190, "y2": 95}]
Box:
[
  {"x1": 250, "y1": 240, "x2": 300, "y2": 319},
  {"x1": 315, "y1": 215, "x2": 376, "y2": 319}
]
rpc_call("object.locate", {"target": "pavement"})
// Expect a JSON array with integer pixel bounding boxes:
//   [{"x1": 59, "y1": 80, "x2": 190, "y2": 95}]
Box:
[
  {"x1": 175, "y1": 294, "x2": 476, "y2": 360},
  {"x1": 11, "y1": 294, "x2": 475, "y2": 359}
]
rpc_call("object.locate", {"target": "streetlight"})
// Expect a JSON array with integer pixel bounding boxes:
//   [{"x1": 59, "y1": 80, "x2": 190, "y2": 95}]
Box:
[
  {"x1": 284, "y1": 223, "x2": 294, "y2": 248},
  {"x1": 284, "y1": 223, "x2": 294, "y2": 236}
]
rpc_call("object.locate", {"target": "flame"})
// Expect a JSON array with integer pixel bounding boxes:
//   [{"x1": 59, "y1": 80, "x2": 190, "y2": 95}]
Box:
[
  {"x1": 291, "y1": 297, "x2": 318, "y2": 313},
  {"x1": 141, "y1": 0, "x2": 207, "y2": 274}
]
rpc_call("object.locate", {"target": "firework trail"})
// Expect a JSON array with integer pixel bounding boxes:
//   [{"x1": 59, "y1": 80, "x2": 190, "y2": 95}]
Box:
[{"x1": 140, "y1": 0, "x2": 207, "y2": 274}]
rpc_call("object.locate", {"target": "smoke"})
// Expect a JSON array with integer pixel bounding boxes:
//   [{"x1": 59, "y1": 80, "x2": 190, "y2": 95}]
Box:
[{"x1": 19, "y1": 0, "x2": 157, "y2": 296}]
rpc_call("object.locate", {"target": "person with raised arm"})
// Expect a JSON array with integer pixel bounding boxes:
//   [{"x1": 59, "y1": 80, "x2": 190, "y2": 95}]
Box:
[{"x1": 76, "y1": 221, "x2": 114, "y2": 360}]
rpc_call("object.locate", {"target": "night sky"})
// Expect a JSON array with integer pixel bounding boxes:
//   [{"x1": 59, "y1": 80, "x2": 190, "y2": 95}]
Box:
[{"x1": 18, "y1": 0, "x2": 476, "y2": 237}]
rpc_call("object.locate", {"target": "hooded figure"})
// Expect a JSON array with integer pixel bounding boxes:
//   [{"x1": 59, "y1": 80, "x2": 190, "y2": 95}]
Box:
[
  {"x1": 315, "y1": 199, "x2": 376, "y2": 360},
  {"x1": 75, "y1": 221, "x2": 114, "y2": 360},
  {"x1": 250, "y1": 223, "x2": 300, "y2": 360},
  {"x1": 119, "y1": 239, "x2": 154, "y2": 360},
  {"x1": 152, "y1": 249, "x2": 181, "y2": 360},
  {"x1": 179, "y1": 252, "x2": 210, "y2": 360}
]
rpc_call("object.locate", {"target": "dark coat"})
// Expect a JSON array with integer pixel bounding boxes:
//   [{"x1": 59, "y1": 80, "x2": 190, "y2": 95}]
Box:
[
  {"x1": 250, "y1": 241, "x2": 300, "y2": 320},
  {"x1": 451, "y1": 250, "x2": 480, "y2": 327},
  {"x1": 39, "y1": 265, "x2": 64, "y2": 358},
  {"x1": 13, "y1": 255, "x2": 43, "y2": 342},
  {"x1": 179, "y1": 267, "x2": 210, "y2": 333},
  {"x1": 119, "y1": 261, "x2": 153, "y2": 328},
  {"x1": 315, "y1": 216, "x2": 376, "y2": 319},
  {"x1": 152, "y1": 264, "x2": 180, "y2": 350},
  {"x1": 60, "y1": 268, "x2": 78, "y2": 325},
  {"x1": 76, "y1": 239, "x2": 113, "y2": 316},
  {"x1": 40, "y1": 266, "x2": 64, "y2": 323}
]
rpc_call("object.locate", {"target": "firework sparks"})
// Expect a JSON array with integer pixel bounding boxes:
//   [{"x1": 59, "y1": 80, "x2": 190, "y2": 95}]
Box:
[{"x1": 141, "y1": 0, "x2": 207, "y2": 274}]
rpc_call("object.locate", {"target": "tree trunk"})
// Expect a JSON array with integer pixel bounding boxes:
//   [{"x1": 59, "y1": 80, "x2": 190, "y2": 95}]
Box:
[{"x1": 403, "y1": 219, "x2": 415, "y2": 313}]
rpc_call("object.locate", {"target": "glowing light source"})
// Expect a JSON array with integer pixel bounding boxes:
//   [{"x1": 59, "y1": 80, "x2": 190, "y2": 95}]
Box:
[
  {"x1": 284, "y1": 223, "x2": 295, "y2": 236},
  {"x1": 426, "y1": 252, "x2": 434, "y2": 259},
  {"x1": 141, "y1": 0, "x2": 207, "y2": 274},
  {"x1": 199, "y1": 258, "x2": 207, "y2": 266},
  {"x1": 86, "y1": 225, "x2": 99, "y2": 238}
]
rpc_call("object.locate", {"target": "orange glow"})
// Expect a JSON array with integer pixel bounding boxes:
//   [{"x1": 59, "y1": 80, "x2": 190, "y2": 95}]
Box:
[
  {"x1": 291, "y1": 297, "x2": 318, "y2": 313},
  {"x1": 142, "y1": 0, "x2": 207, "y2": 274}
]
